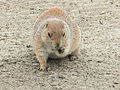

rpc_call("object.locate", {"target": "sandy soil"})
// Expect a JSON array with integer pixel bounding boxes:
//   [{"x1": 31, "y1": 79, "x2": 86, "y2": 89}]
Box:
[{"x1": 0, "y1": 0, "x2": 120, "y2": 90}]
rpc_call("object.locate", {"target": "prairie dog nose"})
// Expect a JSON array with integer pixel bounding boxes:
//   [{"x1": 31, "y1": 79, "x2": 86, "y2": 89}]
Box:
[{"x1": 58, "y1": 47, "x2": 65, "y2": 54}]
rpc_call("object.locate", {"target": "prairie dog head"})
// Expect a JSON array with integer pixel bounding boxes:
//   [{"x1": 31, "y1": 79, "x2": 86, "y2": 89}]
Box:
[{"x1": 41, "y1": 19, "x2": 70, "y2": 57}]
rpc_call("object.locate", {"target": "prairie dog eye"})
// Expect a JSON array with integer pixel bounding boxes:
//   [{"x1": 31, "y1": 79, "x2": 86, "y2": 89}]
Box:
[
  {"x1": 48, "y1": 32, "x2": 52, "y2": 38},
  {"x1": 63, "y1": 33, "x2": 65, "y2": 37}
]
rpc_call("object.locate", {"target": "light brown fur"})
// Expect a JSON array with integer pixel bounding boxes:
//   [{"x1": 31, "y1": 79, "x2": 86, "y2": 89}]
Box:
[{"x1": 33, "y1": 7, "x2": 81, "y2": 70}]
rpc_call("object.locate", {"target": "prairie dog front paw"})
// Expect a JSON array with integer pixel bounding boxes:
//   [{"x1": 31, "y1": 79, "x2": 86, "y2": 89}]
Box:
[
  {"x1": 68, "y1": 55, "x2": 78, "y2": 61},
  {"x1": 40, "y1": 64, "x2": 48, "y2": 71}
]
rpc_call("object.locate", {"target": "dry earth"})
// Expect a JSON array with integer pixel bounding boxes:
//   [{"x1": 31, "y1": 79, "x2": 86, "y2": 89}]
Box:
[{"x1": 0, "y1": 0, "x2": 120, "y2": 90}]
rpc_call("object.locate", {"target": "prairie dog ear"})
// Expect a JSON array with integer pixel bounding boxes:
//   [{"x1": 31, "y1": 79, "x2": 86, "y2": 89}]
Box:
[
  {"x1": 44, "y1": 21, "x2": 49, "y2": 28},
  {"x1": 45, "y1": 23, "x2": 48, "y2": 28}
]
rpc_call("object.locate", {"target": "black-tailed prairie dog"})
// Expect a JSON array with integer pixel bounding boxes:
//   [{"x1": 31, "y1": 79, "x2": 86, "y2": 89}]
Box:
[{"x1": 33, "y1": 7, "x2": 81, "y2": 71}]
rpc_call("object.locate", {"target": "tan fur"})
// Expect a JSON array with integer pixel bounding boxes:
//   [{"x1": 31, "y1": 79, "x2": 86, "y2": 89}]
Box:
[{"x1": 33, "y1": 7, "x2": 81, "y2": 70}]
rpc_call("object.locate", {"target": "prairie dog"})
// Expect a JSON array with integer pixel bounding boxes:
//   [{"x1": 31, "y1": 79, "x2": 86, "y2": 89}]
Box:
[{"x1": 33, "y1": 7, "x2": 80, "y2": 70}]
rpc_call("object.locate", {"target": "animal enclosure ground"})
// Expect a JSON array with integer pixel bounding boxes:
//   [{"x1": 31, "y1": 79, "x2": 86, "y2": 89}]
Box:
[{"x1": 0, "y1": 0, "x2": 120, "y2": 90}]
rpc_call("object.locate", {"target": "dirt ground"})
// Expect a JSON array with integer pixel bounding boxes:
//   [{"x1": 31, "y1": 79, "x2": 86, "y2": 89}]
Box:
[{"x1": 0, "y1": 0, "x2": 120, "y2": 90}]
